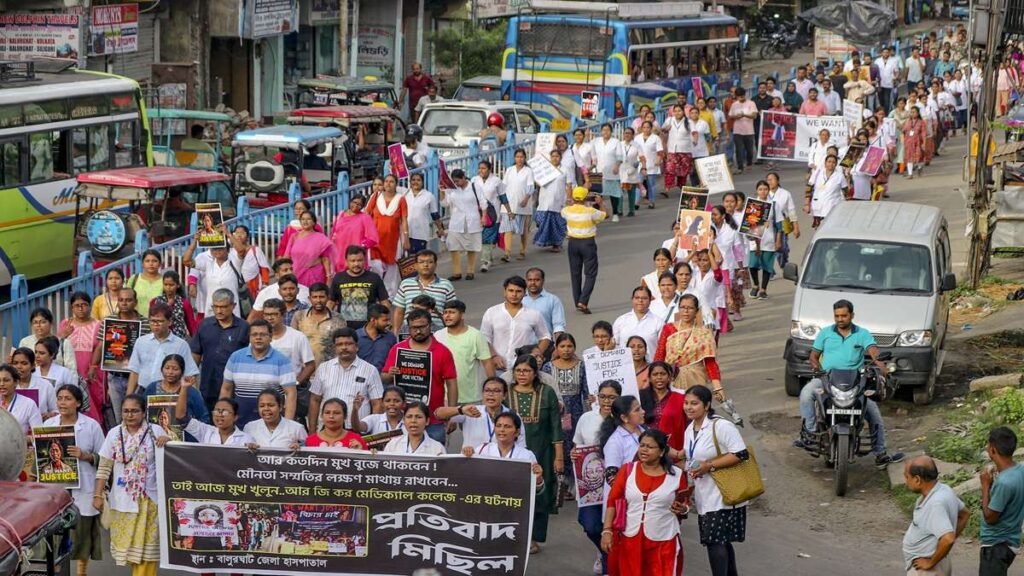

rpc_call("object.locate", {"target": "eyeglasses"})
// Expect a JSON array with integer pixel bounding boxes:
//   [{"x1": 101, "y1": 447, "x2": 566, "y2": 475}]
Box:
[
  {"x1": 408, "y1": 324, "x2": 431, "y2": 332},
  {"x1": 514, "y1": 368, "x2": 533, "y2": 374}
]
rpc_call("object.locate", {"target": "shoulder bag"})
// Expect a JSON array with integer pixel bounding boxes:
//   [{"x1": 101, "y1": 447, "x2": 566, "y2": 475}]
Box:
[
  {"x1": 709, "y1": 418, "x2": 764, "y2": 506},
  {"x1": 611, "y1": 461, "x2": 636, "y2": 532},
  {"x1": 471, "y1": 182, "x2": 498, "y2": 227},
  {"x1": 227, "y1": 260, "x2": 254, "y2": 318}
]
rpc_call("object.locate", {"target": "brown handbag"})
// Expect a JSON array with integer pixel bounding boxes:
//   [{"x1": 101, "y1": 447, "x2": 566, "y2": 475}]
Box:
[{"x1": 709, "y1": 418, "x2": 764, "y2": 506}]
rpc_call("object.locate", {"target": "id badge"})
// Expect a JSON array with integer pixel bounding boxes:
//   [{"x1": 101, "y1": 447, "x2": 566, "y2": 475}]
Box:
[{"x1": 909, "y1": 130, "x2": 915, "y2": 137}]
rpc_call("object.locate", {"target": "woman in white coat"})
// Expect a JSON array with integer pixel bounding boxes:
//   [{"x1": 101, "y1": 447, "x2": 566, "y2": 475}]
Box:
[
  {"x1": 501, "y1": 149, "x2": 537, "y2": 261},
  {"x1": 807, "y1": 154, "x2": 847, "y2": 228},
  {"x1": 442, "y1": 169, "x2": 487, "y2": 280}
]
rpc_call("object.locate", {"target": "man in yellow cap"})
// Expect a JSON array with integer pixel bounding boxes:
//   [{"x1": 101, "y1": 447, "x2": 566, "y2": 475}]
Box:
[{"x1": 561, "y1": 187, "x2": 606, "y2": 314}]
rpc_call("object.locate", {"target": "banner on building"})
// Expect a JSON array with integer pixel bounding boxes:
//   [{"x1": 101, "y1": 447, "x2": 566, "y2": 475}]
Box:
[
  {"x1": 242, "y1": 0, "x2": 299, "y2": 39},
  {"x1": 88, "y1": 4, "x2": 138, "y2": 56},
  {"x1": 356, "y1": 25, "x2": 395, "y2": 78},
  {"x1": 476, "y1": 0, "x2": 531, "y2": 19},
  {"x1": 309, "y1": 0, "x2": 340, "y2": 23},
  {"x1": 156, "y1": 444, "x2": 535, "y2": 575},
  {"x1": 757, "y1": 112, "x2": 850, "y2": 162},
  {"x1": 0, "y1": 13, "x2": 81, "y2": 62}
]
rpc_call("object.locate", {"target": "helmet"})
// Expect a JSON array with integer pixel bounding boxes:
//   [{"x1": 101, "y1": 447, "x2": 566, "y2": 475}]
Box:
[
  {"x1": 406, "y1": 124, "x2": 423, "y2": 140},
  {"x1": 487, "y1": 112, "x2": 504, "y2": 128}
]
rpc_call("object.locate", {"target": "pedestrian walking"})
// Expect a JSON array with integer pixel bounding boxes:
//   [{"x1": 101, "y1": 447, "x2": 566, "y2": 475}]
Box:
[
  {"x1": 902, "y1": 456, "x2": 969, "y2": 575},
  {"x1": 562, "y1": 187, "x2": 607, "y2": 314},
  {"x1": 980, "y1": 427, "x2": 1024, "y2": 576}
]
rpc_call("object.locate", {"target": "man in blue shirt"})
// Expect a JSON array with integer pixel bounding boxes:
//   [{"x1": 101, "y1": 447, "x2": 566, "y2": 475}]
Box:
[
  {"x1": 795, "y1": 299, "x2": 904, "y2": 468},
  {"x1": 523, "y1": 268, "x2": 566, "y2": 358},
  {"x1": 356, "y1": 304, "x2": 397, "y2": 371},
  {"x1": 190, "y1": 289, "x2": 249, "y2": 412},
  {"x1": 980, "y1": 427, "x2": 1024, "y2": 576}
]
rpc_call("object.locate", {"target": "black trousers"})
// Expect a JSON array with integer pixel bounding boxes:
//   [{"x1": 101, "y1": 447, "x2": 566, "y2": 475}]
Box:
[
  {"x1": 980, "y1": 543, "x2": 1016, "y2": 576},
  {"x1": 878, "y1": 87, "x2": 893, "y2": 114},
  {"x1": 734, "y1": 135, "x2": 755, "y2": 170},
  {"x1": 567, "y1": 237, "x2": 599, "y2": 306}
]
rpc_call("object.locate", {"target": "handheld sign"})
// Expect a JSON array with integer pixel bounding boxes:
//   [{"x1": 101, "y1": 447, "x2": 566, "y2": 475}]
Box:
[
  {"x1": 438, "y1": 158, "x2": 456, "y2": 190},
  {"x1": 195, "y1": 203, "x2": 226, "y2": 248},
  {"x1": 101, "y1": 318, "x2": 142, "y2": 372},
  {"x1": 395, "y1": 348, "x2": 432, "y2": 405},
  {"x1": 534, "y1": 133, "x2": 556, "y2": 159},
  {"x1": 739, "y1": 198, "x2": 773, "y2": 239},
  {"x1": 33, "y1": 425, "x2": 80, "y2": 488},
  {"x1": 582, "y1": 347, "x2": 639, "y2": 399},
  {"x1": 573, "y1": 444, "x2": 604, "y2": 508},
  {"x1": 148, "y1": 395, "x2": 182, "y2": 442},
  {"x1": 527, "y1": 155, "x2": 561, "y2": 187},
  {"x1": 387, "y1": 143, "x2": 410, "y2": 179},
  {"x1": 694, "y1": 154, "x2": 734, "y2": 194}
]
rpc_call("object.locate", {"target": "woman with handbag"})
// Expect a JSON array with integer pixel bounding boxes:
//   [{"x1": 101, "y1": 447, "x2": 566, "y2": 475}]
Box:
[
  {"x1": 601, "y1": 429, "x2": 687, "y2": 576},
  {"x1": 441, "y1": 168, "x2": 487, "y2": 281},
  {"x1": 683, "y1": 384, "x2": 751, "y2": 576},
  {"x1": 472, "y1": 160, "x2": 510, "y2": 273}
]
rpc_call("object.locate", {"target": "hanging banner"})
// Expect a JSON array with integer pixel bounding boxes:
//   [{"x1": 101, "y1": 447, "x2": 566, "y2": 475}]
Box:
[
  {"x1": 582, "y1": 347, "x2": 639, "y2": 399},
  {"x1": 758, "y1": 112, "x2": 849, "y2": 162},
  {"x1": 157, "y1": 444, "x2": 535, "y2": 576},
  {"x1": 0, "y1": 13, "x2": 81, "y2": 62},
  {"x1": 88, "y1": 4, "x2": 139, "y2": 56},
  {"x1": 580, "y1": 91, "x2": 600, "y2": 120},
  {"x1": 242, "y1": 0, "x2": 299, "y2": 39}
]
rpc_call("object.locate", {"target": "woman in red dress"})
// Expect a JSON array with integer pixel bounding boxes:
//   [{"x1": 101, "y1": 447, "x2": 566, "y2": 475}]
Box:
[
  {"x1": 366, "y1": 175, "x2": 410, "y2": 296},
  {"x1": 602, "y1": 429, "x2": 686, "y2": 576},
  {"x1": 305, "y1": 399, "x2": 368, "y2": 450},
  {"x1": 639, "y1": 362, "x2": 688, "y2": 456}
]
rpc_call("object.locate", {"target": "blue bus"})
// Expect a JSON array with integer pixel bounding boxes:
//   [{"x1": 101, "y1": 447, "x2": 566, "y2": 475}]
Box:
[{"x1": 500, "y1": 2, "x2": 742, "y2": 129}]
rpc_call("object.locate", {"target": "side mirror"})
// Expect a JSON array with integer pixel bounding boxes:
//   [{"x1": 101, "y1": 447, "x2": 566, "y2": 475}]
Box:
[
  {"x1": 783, "y1": 262, "x2": 798, "y2": 282},
  {"x1": 940, "y1": 272, "x2": 957, "y2": 292}
]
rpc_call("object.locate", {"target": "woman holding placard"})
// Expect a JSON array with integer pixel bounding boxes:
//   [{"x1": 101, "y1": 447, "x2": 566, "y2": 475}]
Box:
[{"x1": 534, "y1": 149, "x2": 570, "y2": 251}]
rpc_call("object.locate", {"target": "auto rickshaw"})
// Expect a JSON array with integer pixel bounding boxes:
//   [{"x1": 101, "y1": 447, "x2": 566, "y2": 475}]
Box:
[
  {"x1": 231, "y1": 125, "x2": 347, "y2": 208},
  {"x1": 296, "y1": 75, "x2": 398, "y2": 108},
  {"x1": 286, "y1": 105, "x2": 407, "y2": 183},
  {"x1": 149, "y1": 108, "x2": 234, "y2": 172},
  {"x1": 73, "y1": 167, "x2": 235, "y2": 267}
]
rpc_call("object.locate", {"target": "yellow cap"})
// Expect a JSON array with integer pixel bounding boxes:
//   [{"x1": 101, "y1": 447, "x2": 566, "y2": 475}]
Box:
[{"x1": 572, "y1": 186, "x2": 589, "y2": 200}]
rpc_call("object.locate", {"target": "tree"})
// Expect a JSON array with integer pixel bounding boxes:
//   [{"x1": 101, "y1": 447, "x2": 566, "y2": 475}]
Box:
[{"x1": 431, "y1": 22, "x2": 507, "y2": 90}]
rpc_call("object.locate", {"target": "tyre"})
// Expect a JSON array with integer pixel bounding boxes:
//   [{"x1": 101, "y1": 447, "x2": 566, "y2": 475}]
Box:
[
  {"x1": 782, "y1": 45, "x2": 795, "y2": 59},
  {"x1": 785, "y1": 369, "x2": 802, "y2": 396},
  {"x1": 913, "y1": 371, "x2": 936, "y2": 405},
  {"x1": 834, "y1": 434, "x2": 850, "y2": 496},
  {"x1": 759, "y1": 44, "x2": 771, "y2": 60}
]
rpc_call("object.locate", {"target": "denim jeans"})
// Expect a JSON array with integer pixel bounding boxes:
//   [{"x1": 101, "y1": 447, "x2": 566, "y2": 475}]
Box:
[
  {"x1": 644, "y1": 174, "x2": 658, "y2": 203},
  {"x1": 577, "y1": 503, "x2": 607, "y2": 573},
  {"x1": 107, "y1": 372, "x2": 129, "y2": 424},
  {"x1": 799, "y1": 378, "x2": 886, "y2": 453}
]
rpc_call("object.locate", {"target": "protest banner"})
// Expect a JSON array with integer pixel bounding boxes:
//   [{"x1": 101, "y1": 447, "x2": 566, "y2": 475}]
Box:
[
  {"x1": 677, "y1": 209, "x2": 713, "y2": 251},
  {"x1": 581, "y1": 91, "x2": 600, "y2": 119},
  {"x1": 149, "y1": 394, "x2": 183, "y2": 442},
  {"x1": 691, "y1": 77, "x2": 704, "y2": 101},
  {"x1": 439, "y1": 158, "x2": 457, "y2": 190},
  {"x1": 527, "y1": 155, "x2": 560, "y2": 187},
  {"x1": 386, "y1": 143, "x2": 409, "y2": 179},
  {"x1": 694, "y1": 154, "x2": 733, "y2": 194},
  {"x1": 196, "y1": 203, "x2": 226, "y2": 248},
  {"x1": 582, "y1": 347, "x2": 639, "y2": 399},
  {"x1": 32, "y1": 425, "x2": 79, "y2": 488},
  {"x1": 859, "y1": 145, "x2": 886, "y2": 176},
  {"x1": 573, "y1": 445, "x2": 604, "y2": 508},
  {"x1": 757, "y1": 111, "x2": 798, "y2": 161},
  {"x1": 395, "y1": 348, "x2": 432, "y2": 405},
  {"x1": 678, "y1": 187, "x2": 708, "y2": 212},
  {"x1": 533, "y1": 133, "x2": 556, "y2": 159},
  {"x1": 157, "y1": 443, "x2": 535, "y2": 575},
  {"x1": 101, "y1": 318, "x2": 141, "y2": 372},
  {"x1": 843, "y1": 100, "x2": 863, "y2": 133},
  {"x1": 739, "y1": 198, "x2": 773, "y2": 239}
]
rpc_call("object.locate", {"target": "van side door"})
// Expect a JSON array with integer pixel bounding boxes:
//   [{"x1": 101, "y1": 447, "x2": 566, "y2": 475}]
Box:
[{"x1": 936, "y1": 226, "x2": 952, "y2": 349}]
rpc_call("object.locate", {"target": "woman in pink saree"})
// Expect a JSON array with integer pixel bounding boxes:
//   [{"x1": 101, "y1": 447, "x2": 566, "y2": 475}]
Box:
[
  {"x1": 276, "y1": 199, "x2": 323, "y2": 257},
  {"x1": 284, "y1": 210, "x2": 334, "y2": 286},
  {"x1": 330, "y1": 194, "x2": 379, "y2": 271}
]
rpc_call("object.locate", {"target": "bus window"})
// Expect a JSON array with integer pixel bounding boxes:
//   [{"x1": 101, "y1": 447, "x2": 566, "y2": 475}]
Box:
[
  {"x1": 29, "y1": 132, "x2": 55, "y2": 182},
  {"x1": 90, "y1": 125, "x2": 111, "y2": 171},
  {"x1": 114, "y1": 120, "x2": 139, "y2": 168},
  {"x1": 1, "y1": 140, "x2": 21, "y2": 186}
]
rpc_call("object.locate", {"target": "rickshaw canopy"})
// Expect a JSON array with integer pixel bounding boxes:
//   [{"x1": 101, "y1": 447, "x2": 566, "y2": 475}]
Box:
[{"x1": 76, "y1": 167, "x2": 230, "y2": 200}]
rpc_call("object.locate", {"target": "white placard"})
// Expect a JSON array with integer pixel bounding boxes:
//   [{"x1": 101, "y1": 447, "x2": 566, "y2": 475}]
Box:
[
  {"x1": 527, "y1": 155, "x2": 560, "y2": 187},
  {"x1": 694, "y1": 154, "x2": 734, "y2": 194},
  {"x1": 583, "y1": 347, "x2": 639, "y2": 399},
  {"x1": 534, "y1": 133, "x2": 556, "y2": 158},
  {"x1": 843, "y1": 100, "x2": 863, "y2": 133}
]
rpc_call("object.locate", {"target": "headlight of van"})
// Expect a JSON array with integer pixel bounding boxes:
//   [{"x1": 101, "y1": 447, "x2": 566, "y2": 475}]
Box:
[
  {"x1": 898, "y1": 330, "x2": 933, "y2": 347},
  {"x1": 790, "y1": 321, "x2": 820, "y2": 340}
]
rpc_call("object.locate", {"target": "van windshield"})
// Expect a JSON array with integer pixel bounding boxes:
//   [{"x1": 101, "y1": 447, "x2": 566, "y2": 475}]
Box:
[
  {"x1": 801, "y1": 240, "x2": 933, "y2": 294},
  {"x1": 420, "y1": 109, "x2": 486, "y2": 137}
]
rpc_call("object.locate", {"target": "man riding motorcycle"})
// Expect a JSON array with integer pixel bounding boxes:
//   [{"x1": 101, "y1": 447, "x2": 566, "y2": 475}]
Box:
[{"x1": 794, "y1": 299, "x2": 905, "y2": 469}]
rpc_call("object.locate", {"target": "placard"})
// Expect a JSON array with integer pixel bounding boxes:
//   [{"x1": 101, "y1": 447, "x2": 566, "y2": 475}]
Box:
[
  {"x1": 677, "y1": 209, "x2": 714, "y2": 251},
  {"x1": 387, "y1": 143, "x2": 409, "y2": 179},
  {"x1": 678, "y1": 187, "x2": 709, "y2": 212},
  {"x1": 858, "y1": 145, "x2": 886, "y2": 176},
  {"x1": 739, "y1": 198, "x2": 773, "y2": 239},
  {"x1": 196, "y1": 203, "x2": 227, "y2": 248},
  {"x1": 843, "y1": 100, "x2": 863, "y2": 133},
  {"x1": 582, "y1": 347, "x2": 639, "y2": 399},
  {"x1": 581, "y1": 91, "x2": 600, "y2": 120},
  {"x1": 15, "y1": 388, "x2": 40, "y2": 406},
  {"x1": 157, "y1": 443, "x2": 535, "y2": 575},
  {"x1": 101, "y1": 318, "x2": 142, "y2": 372},
  {"x1": 88, "y1": 4, "x2": 139, "y2": 56},
  {"x1": 148, "y1": 394, "x2": 183, "y2": 442},
  {"x1": 691, "y1": 77, "x2": 704, "y2": 101},
  {"x1": 757, "y1": 111, "x2": 798, "y2": 160},
  {"x1": 395, "y1": 348, "x2": 432, "y2": 405},
  {"x1": 573, "y1": 445, "x2": 604, "y2": 508},
  {"x1": 242, "y1": 0, "x2": 299, "y2": 39},
  {"x1": 694, "y1": 154, "x2": 733, "y2": 194},
  {"x1": 840, "y1": 142, "x2": 866, "y2": 169},
  {"x1": 527, "y1": 155, "x2": 561, "y2": 187},
  {"x1": 533, "y1": 133, "x2": 556, "y2": 159},
  {"x1": 32, "y1": 425, "x2": 79, "y2": 488},
  {"x1": 438, "y1": 158, "x2": 456, "y2": 190},
  {"x1": 362, "y1": 428, "x2": 404, "y2": 450}
]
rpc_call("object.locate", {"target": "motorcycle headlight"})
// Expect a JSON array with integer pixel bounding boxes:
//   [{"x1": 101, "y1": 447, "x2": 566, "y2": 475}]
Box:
[
  {"x1": 830, "y1": 386, "x2": 857, "y2": 408},
  {"x1": 898, "y1": 330, "x2": 933, "y2": 347},
  {"x1": 790, "y1": 321, "x2": 820, "y2": 340}
]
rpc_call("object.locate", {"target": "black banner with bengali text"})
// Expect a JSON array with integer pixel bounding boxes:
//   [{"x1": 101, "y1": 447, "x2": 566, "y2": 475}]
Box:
[{"x1": 157, "y1": 444, "x2": 535, "y2": 575}]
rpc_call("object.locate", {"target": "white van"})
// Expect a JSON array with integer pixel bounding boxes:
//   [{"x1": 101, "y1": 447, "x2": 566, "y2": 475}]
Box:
[
  {"x1": 781, "y1": 201, "x2": 957, "y2": 404},
  {"x1": 417, "y1": 101, "x2": 542, "y2": 158}
]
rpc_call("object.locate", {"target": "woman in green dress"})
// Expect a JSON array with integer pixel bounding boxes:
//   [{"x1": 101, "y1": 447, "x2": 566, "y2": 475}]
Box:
[{"x1": 507, "y1": 353, "x2": 564, "y2": 554}]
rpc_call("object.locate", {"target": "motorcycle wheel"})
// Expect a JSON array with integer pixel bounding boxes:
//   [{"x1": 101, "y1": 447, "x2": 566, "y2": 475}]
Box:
[
  {"x1": 759, "y1": 44, "x2": 772, "y2": 60},
  {"x1": 834, "y1": 434, "x2": 850, "y2": 496},
  {"x1": 783, "y1": 45, "x2": 795, "y2": 59}
]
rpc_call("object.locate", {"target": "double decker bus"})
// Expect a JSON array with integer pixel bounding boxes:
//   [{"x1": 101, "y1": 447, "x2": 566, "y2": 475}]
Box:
[
  {"x1": 501, "y1": 1, "x2": 742, "y2": 129},
  {"x1": 0, "y1": 61, "x2": 151, "y2": 287}
]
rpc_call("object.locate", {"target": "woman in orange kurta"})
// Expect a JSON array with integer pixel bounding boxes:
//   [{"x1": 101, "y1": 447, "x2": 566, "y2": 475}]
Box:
[
  {"x1": 602, "y1": 429, "x2": 686, "y2": 576},
  {"x1": 366, "y1": 175, "x2": 410, "y2": 296}
]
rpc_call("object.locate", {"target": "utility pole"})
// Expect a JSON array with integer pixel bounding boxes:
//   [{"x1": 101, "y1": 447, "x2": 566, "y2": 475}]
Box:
[
  {"x1": 340, "y1": 0, "x2": 350, "y2": 74},
  {"x1": 966, "y1": 0, "x2": 1004, "y2": 288}
]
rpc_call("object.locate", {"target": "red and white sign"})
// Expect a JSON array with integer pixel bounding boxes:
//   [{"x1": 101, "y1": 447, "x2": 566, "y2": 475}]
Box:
[{"x1": 89, "y1": 4, "x2": 139, "y2": 56}]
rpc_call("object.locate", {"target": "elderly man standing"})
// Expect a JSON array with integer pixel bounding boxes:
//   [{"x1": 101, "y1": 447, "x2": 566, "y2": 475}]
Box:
[
  {"x1": 902, "y1": 456, "x2": 968, "y2": 575},
  {"x1": 190, "y1": 289, "x2": 249, "y2": 412}
]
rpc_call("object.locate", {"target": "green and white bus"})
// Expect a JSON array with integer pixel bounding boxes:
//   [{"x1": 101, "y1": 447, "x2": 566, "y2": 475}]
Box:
[{"x1": 0, "y1": 62, "x2": 151, "y2": 287}]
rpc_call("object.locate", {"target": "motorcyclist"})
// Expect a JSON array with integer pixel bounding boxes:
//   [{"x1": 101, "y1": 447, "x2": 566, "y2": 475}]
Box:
[
  {"x1": 478, "y1": 112, "x2": 508, "y2": 146},
  {"x1": 794, "y1": 299, "x2": 905, "y2": 469},
  {"x1": 401, "y1": 124, "x2": 429, "y2": 168}
]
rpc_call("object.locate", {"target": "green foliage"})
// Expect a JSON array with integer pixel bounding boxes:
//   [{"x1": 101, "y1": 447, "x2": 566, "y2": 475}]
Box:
[
  {"x1": 430, "y1": 22, "x2": 507, "y2": 91},
  {"x1": 927, "y1": 432, "x2": 978, "y2": 464},
  {"x1": 926, "y1": 389, "x2": 1024, "y2": 464}
]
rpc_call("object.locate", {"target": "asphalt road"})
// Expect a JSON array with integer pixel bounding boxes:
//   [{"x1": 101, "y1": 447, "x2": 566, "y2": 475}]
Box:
[{"x1": 80, "y1": 133, "x2": 973, "y2": 575}]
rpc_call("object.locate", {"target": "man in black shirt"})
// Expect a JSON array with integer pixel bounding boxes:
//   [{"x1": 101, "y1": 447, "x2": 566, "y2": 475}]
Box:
[{"x1": 328, "y1": 245, "x2": 390, "y2": 329}]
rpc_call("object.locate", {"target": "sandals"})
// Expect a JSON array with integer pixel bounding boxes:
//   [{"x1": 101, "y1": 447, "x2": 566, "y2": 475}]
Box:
[
  {"x1": 516, "y1": 253, "x2": 526, "y2": 261},
  {"x1": 576, "y1": 303, "x2": 592, "y2": 314},
  {"x1": 501, "y1": 254, "x2": 511, "y2": 263},
  {"x1": 466, "y1": 273, "x2": 475, "y2": 280},
  {"x1": 449, "y1": 274, "x2": 462, "y2": 281}
]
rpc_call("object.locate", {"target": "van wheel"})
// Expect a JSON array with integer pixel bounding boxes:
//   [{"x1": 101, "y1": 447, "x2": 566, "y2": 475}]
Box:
[
  {"x1": 785, "y1": 369, "x2": 802, "y2": 397},
  {"x1": 913, "y1": 372, "x2": 936, "y2": 405}
]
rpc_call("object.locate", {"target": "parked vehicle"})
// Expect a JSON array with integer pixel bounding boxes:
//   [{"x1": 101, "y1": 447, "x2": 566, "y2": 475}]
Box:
[
  {"x1": 231, "y1": 126, "x2": 347, "y2": 208},
  {"x1": 418, "y1": 101, "x2": 542, "y2": 158},
  {"x1": 759, "y1": 32, "x2": 797, "y2": 60},
  {"x1": 296, "y1": 76, "x2": 398, "y2": 108},
  {"x1": 150, "y1": 108, "x2": 234, "y2": 172},
  {"x1": 782, "y1": 202, "x2": 956, "y2": 405},
  {"x1": 73, "y1": 167, "x2": 234, "y2": 267},
  {"x1": 454, "y1": 75, "x2": 502, "y2": 102},
  {"x1": 286, "y1": 105, "x2": 406, "y2": 183}
]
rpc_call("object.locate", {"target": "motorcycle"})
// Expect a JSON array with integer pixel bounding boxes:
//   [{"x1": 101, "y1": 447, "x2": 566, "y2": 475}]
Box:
[
  {"x1": 759, "y1": 32, "x2": 797, "y2": 60},
  {"x1": 805, "y1": 352, "x2": 897, "y2": 497}
]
